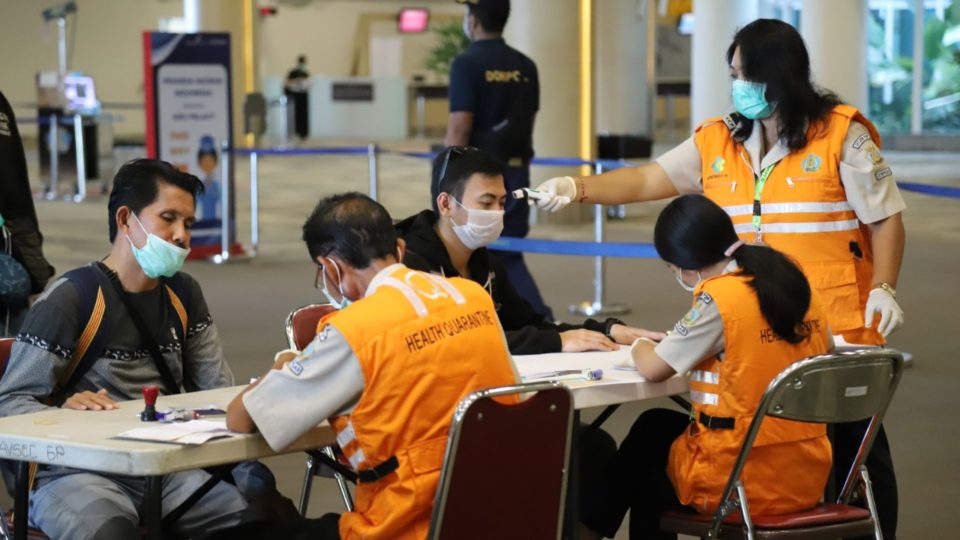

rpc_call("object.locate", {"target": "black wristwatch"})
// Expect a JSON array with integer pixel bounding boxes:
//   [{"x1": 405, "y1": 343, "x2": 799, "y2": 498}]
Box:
[{"x1": 603, "y1": 318, "x2": 626, "y2": 340}]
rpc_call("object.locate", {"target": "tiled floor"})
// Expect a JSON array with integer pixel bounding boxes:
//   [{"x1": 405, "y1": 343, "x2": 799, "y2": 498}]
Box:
[{"x1": 7, "y1": 141, "x2": 960, "y2": 538}]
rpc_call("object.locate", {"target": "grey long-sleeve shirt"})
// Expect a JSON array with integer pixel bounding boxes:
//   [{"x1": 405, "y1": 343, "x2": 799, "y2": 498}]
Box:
[{"x1": 0, "y1": 263, "x2": 233, "y2": 418}]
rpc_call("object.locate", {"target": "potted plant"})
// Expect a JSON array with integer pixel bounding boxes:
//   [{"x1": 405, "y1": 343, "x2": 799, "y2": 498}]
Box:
[{"x1": 424, "y1": 20, "x2": 470, "y2": 82}]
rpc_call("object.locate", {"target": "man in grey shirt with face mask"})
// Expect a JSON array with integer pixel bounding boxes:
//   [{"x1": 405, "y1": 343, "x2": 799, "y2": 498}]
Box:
[{"x1": 0, "y1": 159, "x2": 276, "y2": 540}]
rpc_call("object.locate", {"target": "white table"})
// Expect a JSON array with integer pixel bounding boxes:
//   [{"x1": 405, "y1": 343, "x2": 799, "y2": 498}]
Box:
[
  {"x1": 0, "y1": 386, "x2": 334, "y2": 540},
  {"x1": 513, "y1": 346, "x2": 689, "y2": 409}
]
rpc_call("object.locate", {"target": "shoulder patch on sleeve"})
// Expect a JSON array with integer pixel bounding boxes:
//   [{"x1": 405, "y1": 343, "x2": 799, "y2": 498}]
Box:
[
  {"x1": 874, "y1": 167, "x2": 893, "y2": 181},
  {"x1": 697, "y1": 292, "x2": 713, "y2": 304},
  {"x1": 288, "y1": 359, "x2": 304, "y2": 376},
  {"x1": 852, "y1": 131, "x2": 872, "y2": 150}
]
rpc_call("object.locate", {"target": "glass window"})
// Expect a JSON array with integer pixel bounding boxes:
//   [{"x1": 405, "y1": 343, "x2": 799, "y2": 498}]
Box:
[
  {"x1": 921, "y1": 0, "x2": 960, "y2": 132},
  {"x1": 868, "y1": 0, "x2": 916, "y2": 134}
]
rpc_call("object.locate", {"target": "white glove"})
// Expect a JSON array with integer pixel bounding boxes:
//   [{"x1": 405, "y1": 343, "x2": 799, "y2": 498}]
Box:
[
  {"x1": 864, "y1": 287, "x2": 903, "y2": 337},
  {"x1": 531, "y1": 176, "x2": 577, "y2": 212}
]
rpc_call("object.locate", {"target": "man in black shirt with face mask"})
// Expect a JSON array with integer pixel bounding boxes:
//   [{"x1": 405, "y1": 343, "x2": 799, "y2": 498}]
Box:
[
  {"x1": 397, "y1": 147, "x2": 665, "y2": 354},
  {"x1": 446, "y1": 0, "x2": 551, "y2": 318}
]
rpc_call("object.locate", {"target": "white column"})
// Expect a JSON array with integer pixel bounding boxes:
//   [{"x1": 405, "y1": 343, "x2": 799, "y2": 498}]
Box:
[
  {"x1": 182, "y1": 0, "x2": 200, "y2": 32},
  {"x1": 503, "y1": 0, "x2": 581, "y2": 160},
  {"x1": 595, "y1": 0, "x2": 652, "y2": 136},
  {"x1": 691, "y1": 0, "x2": 758, "y2": 128},
  {"x1": 197, "y1": 0, "x2": 259, "y2": 143},
  {"x1": 800, "y1": 0, "x2": 868, "y2": 112},
  {"x1": 503, "y1": 0, "x2": 589, "y2": 223}
]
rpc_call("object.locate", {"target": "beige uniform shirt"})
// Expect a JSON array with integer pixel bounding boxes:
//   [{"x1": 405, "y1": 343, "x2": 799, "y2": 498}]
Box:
[{"x1": 657, "y1": 120, "x2": 906, "y2": 224}]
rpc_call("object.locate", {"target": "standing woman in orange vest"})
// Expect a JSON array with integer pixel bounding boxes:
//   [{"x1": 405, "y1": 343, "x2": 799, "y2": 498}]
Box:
[
  {"x1": 533, "y1": 18, "x2": 903, "y2": 538},
  {"x1": 581, "y1": 194, "x2": 833, "y2": 540}
]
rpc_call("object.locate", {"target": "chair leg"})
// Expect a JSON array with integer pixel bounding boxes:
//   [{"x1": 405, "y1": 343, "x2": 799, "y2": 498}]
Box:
[
  {"x1": 736, "y1": 481, "x2": 755, "y2": 540},
  {"x1": 299, "y1": 455, "x2": 318, "y2": 516},
  {"x1": 860, "y1": 466, "x2": 884, "y2": 540},
  {"x1": 323, "y1": 447, "x2": 354, "y2": 511},
  {"x1": 0, "y1": 503, "x2": 11, "y2": 540}
]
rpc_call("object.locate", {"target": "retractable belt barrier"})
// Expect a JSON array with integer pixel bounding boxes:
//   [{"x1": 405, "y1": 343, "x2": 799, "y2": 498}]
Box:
[{"x1": 229, "y1": 144, "x2": 958, "y2": 315}]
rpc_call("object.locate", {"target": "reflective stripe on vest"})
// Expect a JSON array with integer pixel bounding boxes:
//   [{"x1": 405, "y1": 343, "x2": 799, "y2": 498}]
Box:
[
  {"x1": 690, "y1": 390, "x2": 719, "y2": 406},
  {"x1": 690, "y1": 370, "x2": 719, "y2": 385},
  {"x1": 722, "y1": 201, "x2": 854, "y2": 217},
  {"x1": 419, "y1": 272, "x2": 467, "y2": 304},
  {"x1": 733, "y1": 219, "x2": 860, "y2": 235},
  {"x1": 377, "y1": 277, "x2": 429, "y2": 317},
  {"x1": 349, "y1": 448, "x2": 366, "y2": 469},
  {"x1": 336, "y1": 420, "x2": 357, "y2": 449}
]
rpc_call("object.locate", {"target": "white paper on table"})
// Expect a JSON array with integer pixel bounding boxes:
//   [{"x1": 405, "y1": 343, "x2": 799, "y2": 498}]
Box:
[{"x1": 115, "y1": 419, "x2": 239, "y2": 445}]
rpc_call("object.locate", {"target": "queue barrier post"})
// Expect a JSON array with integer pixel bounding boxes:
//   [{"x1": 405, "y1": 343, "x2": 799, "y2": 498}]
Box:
[
  {"x1": 213, "y1": 139, "x2": 231, "y2": 264},
  {"x1": 46, "y1": 114, "x2": 59, "y2": 200},
  {"x1": 569, "y1": 162, "x2": 630, "y2": 317},
  {"x1": 72, "y1": 113, "x2": 87, "y2": 202},
  {"x1": 368, "y1": 143, "x2": 379, "y2": 201},
  {"x1": 250, "y1": 150, "x2": 260, "y2": 257}
]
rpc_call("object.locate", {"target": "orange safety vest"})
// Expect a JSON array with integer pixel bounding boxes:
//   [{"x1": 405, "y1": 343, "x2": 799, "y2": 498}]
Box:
[
  {"x1": 695, "y1": 105, "x2": 883, "y2": 345},
  {"x1": 667, "y1": 273, "x2": 832, "y2": 515},
  {"x1": 320, "y1": 265, "x2": 518, "y2": 540}
]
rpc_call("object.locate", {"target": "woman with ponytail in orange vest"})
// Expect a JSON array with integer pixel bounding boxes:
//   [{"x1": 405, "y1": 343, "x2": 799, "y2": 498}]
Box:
[
  {"x1": 580, "y1": 194, "x2": 832, "y2": 540},
  {"x1": 535, "y1": 19, "x2": 903, "y2": 538}
]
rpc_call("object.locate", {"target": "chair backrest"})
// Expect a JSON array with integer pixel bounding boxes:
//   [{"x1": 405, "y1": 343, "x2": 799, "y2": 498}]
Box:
[
  {"x1": 722, "y1": 348, "x2": 904, "y2": 510},
  {"x1": 284, "y1": 304, "x2": 335, "y2": 350},
  {"x1": 428, "y1": 382, "x2": 574, "y2": 540},
  {"x1": 0, "y1": 337, "x2": 13, "y2": 378}
]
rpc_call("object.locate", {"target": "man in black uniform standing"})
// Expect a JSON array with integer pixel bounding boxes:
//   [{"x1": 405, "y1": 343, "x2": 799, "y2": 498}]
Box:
[{"x1": 446, "y1": 0, "x2": 551, "y2": 318}]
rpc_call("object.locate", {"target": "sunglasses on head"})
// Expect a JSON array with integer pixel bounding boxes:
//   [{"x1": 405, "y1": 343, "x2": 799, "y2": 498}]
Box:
[{"x1": 435, "y1": 146, "x2": 480, "y2": 191}]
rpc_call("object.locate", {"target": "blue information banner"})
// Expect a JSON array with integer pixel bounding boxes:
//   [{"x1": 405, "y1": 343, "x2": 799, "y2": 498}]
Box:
[{"x1": 143, "y1": 32, "x2": 239, "y2": 257}]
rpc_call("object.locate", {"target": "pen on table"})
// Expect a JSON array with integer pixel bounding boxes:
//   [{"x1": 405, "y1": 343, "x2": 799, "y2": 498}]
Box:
[{"x1": 523, "y1": 368, "x2": 603, "y2": 382}]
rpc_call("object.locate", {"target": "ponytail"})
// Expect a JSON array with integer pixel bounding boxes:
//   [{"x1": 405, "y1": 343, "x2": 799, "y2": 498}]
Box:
[{"x1": 733, "y1": 244, "x2": 811, "y2": 344}]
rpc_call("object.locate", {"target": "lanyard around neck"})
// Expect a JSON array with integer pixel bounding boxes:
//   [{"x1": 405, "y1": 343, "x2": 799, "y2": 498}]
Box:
[{"x1": 750, "y1": 163, "x2": 777, "y2": 241}]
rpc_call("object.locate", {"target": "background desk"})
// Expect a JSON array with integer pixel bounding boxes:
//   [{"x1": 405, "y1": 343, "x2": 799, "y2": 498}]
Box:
[
  {"x1": 514, "y1": 347, "x2": 689, "y2": 409},
  {"x1": 0, "y1": 386, "x2": 334, "y2": 540}
]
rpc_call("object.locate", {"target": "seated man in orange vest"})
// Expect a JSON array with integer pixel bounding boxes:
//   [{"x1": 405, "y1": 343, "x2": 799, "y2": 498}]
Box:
[{"x1": 223, "y1": 192, "x2": 520, "y2": 540}]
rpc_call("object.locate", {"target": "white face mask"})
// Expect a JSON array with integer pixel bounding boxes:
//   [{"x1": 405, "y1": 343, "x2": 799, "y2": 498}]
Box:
[
  {"x1": 450, "y1": 197, "x2": 504, "y2": 250},
  {"x1": 318, "y1": 260, "x2": 352, "y2": 309},
  {"x1": 675, "y1": 270, "x2": 702, "y2": 293},
  {"x1": 125, "y1": 213, "x2": 190, "y2": 279}
]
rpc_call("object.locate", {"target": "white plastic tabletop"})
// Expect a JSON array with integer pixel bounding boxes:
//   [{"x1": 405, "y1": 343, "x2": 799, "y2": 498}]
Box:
[
  {"x1": 513, "y1": 346, "x2": 689, "y2": 409},
  {"x1": 0, "y1": 386, "x2": 334, "y2": 476}
]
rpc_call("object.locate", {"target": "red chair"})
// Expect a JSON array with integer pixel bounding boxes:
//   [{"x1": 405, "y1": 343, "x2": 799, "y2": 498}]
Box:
[
  {"x1": 0, "y1": 337, "x2": 58, "y2": 539},
  {"x1": 660, "y1": 349, "x2": 904, "y2": 539},
  {"x1": 428, "y1": 382, "x2": 574, "y2": 540},
  {"x1": 285, "y1": 304, "x2": 336, "y2": 352},
  {"x1": 283, "y1": 304, "x2": 355, "y2": 515}
]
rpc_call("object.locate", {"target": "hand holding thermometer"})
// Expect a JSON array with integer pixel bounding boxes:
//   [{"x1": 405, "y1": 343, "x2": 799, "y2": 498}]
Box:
[
  {"x1": 512, "y1": 187, "x2": 552, "y2": 201},
  {"x1": 523, "y1": 368, "x2": 603, "y2": 382}
]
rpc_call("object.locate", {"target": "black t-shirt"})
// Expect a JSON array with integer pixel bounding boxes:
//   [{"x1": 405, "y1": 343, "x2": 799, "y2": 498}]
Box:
[{"x1": 449, "y1": 38, "x2": 539, "y2": 160}]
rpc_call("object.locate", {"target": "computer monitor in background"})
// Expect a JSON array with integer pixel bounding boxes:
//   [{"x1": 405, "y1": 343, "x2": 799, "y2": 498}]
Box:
[
  {"x1": 398, "y1": 7, "x2": 430, "y2": 34},
  {"x1": 63, "y1": 74, "x2": 97, "y2": 112}
]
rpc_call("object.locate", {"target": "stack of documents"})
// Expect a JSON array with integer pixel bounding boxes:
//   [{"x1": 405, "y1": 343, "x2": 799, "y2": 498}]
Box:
[{"x1": 116, "y1": 420, "x2": 239, "y2": 445}]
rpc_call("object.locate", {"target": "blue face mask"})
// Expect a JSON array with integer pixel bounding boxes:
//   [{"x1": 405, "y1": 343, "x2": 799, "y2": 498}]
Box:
[
  {"x1": 319, "y1": 260, "x2": 352, "y2": 310},
  {"x1": 731, "y1": 80, "x2": 776, "y2": 120},
  {"x1": 125, "y1": 213, "x2": 190, "y2": 279}
]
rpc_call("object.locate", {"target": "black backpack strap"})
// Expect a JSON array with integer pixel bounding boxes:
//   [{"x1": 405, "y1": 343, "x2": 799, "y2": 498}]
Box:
[
  {"x1": 161, "y1": 273, "x2": 191, "y2": 345},
  {"x1": 96, "y1": 263, "x2": 180, "y2": 396},
  {"x1": 52, "y1": 264, "x2": 113, "y2": 404}
]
